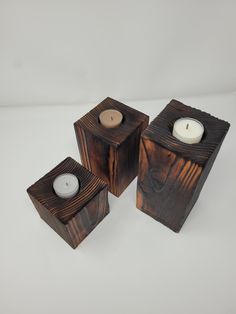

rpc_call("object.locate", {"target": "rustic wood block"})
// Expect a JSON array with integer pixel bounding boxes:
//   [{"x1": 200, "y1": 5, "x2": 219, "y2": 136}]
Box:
[
  {"x1": 74, "y1": 97, "x2": 149, "y2": 197},
  {"x1": 27, "y1": 157, "x2": 109, "y2": 249},
  {"x1": 137, "y1": 99, "x2": 230, "y2": 232}
]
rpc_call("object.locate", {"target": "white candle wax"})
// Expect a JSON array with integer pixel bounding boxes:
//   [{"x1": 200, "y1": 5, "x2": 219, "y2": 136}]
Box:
[
  {"x1": 172, "y1": 117, "x2": 204, "y2": 144},
  {"x1": 53, "y1": 173, "x2": 79, "y2": 199}
]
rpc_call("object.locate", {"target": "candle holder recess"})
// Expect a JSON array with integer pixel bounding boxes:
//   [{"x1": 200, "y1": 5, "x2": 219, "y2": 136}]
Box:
[
  {"x1": 27, "y1": 157, "x2": 109, "y2": 249},
  {"x1": 136, "y1": 99, "x2": 230, "y2": 232},
  {"x1": 74, "y1": 97, "x2": 149, "y2": 197}
]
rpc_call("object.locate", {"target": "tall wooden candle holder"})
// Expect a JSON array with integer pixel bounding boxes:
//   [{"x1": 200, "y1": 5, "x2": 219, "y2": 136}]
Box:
[
  {"x1": 74, "y1": 97, "x2": 149, "y2": 197},
  {"x1": 137, "y1": 99, "x2": 230, "y2": 232},
  {"x1": 27, "y1": 157, "x2": 109, "y2": 249}
]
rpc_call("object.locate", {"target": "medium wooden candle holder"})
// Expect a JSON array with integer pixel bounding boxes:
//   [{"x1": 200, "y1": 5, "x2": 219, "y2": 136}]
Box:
[
  {"x1": 137, "y1": 99, "x2": 230, "y2": 232},
  {"x1": 74, "y1": 97, "x2": 149, "y2": 197},
  {"x1": 27, "y1": 157, "x2": 109, "y2": 249}
]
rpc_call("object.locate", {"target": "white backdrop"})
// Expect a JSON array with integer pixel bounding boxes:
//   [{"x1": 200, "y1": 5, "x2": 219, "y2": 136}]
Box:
[
  {"x1": 0, "y1": 94, "x2": 235, "y2": 314},
  {"x1": 1, "y1": 2, "x2": 236, "y2": 313},
  {"x1": 0, "y1": 0, "x2": 236, "y2": 106}
]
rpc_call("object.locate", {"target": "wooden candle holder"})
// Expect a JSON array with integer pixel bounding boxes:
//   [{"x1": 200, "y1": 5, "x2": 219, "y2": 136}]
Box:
[
  {"x1": 137, "y1": 99, "x2": 230, "y2": 232},
  {"x1": 74, "y1": 97, "x2": 149, "y2": 197},
  {"x1": 27, "y1": 157, "x2": 109, "y2": 249}
]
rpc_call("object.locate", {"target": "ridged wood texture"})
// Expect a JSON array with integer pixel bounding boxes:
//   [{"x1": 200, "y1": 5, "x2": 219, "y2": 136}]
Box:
[
  {"x1": 27, "y1": 157, "x2": 109, "y2": 249},
  {"x1": 74, "y1": 97, "x2": 149, "y2": 197},
  {"x1": 137, "y1": 99, "x2": 230, "y2": 232}
]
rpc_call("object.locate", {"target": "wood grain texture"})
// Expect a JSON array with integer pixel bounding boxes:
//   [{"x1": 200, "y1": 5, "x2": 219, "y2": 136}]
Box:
[
  {"x1": 27, "y1": 157, "x2": 109, "y2": 248},
  {"x1": 74, "y1": 97, "x2": 149, "y2": 196},
  {"x1": 137, "y1": 99, "x2": 230, "y2": 232}
]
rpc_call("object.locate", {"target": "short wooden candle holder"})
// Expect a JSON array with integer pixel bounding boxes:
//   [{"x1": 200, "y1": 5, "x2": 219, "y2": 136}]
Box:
[
  {"x1": 74, "y1": 97, "x2": 149, "y2": 197},
  {"x1": 27, "y1": 157, "x2": 109, "y2": 249},
  {"x1": 137, "y1": 99, "x2": 230, "y2": 232}
]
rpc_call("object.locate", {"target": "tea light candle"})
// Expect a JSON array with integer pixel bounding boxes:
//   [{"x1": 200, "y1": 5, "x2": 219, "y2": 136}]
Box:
[
  {"x1": 172, "y1": 117, "x2": 204, "y2": 144},
  {"x1": 99, "y1": 109, "x2": 123, "y2": 128},
  {"x1": 53, "y1": 173, "x2": 79, "y2": 199}
]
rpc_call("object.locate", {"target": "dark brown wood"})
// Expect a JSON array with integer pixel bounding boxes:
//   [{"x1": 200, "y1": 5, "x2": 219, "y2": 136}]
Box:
[
  {"x1": 27, "y1": 157, "x2": 109, "y2": 249},
  {"x1": 137, "y1": 99, "x2": 230, "y2": 232},
  {"x1": 74, "y1": 97, "x2": 149, "y2": 197}
]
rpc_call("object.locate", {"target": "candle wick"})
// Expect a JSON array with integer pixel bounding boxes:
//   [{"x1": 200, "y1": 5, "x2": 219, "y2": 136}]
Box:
[
  {"x1": 111, "y1": 116, "x2": 113, "y2": 121},
  {"x1": 66, "y1": 182, "x2": 69, "y2": 186},
  {"x1": 186, "y1": 123, "x2": 189, "y2": 130}
]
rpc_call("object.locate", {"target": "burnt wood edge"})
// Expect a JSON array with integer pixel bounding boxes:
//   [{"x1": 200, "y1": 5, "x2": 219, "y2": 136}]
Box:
[
  {"x1": 28, "y1": 193, "x2": 76, "y2": 248},
  {"x1": 136, "y1": 130, "x2": 228, "y2": 232},
  {"x1": 26, "y1": 156, "x2": 109, "y2": 222},
  {"x1": 74, "y1": 116, "x2": 149, "y2": 197},
  {"x1": 176, "y1": 134, "x2": 227, "y2": 232},
  {"x1": 74, "y1": 121, "x2": 120, "y2": 148},
  {"x1": 170, "y1": 99, "x2": 231, "y2": 126},
  {"x1": 112, "y1": 116, "x2": 149, "y2": 197},
  {"x1": 73, "y1": 126, "x2": 92, "y2": 171},
  {"x1": 26, "y1": 156, "x2": 107, "y2": 194},
  {"x1": 27, "y1": 185, "x2": 110, "y2": 249},
  {"x1": 142, "y1": 100, "x2": 230, "y2": 165},
  {"x1": 27, "y1": 178, "x2": 109, "y2": 225},
  {"x1": 67, "y1": 186, "x2": 110, "y2": 248},
  {"x1": 74, "y1": 101, "x2": 149, "y2": 148},
  {"x1": 105, "y1": 97, "x2": 150, "y2": 118},
  {"x1": 74, "y1": 119, "x2": 150, "y2": 149},
  {"x1": 142, "y1": 124, "x2": 230, "y2": 166}
]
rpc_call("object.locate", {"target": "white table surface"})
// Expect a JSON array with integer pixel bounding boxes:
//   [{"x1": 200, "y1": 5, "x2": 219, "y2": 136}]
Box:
[{"x1": 0, "y1": 93, "x2": 235, "y2": 314}]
